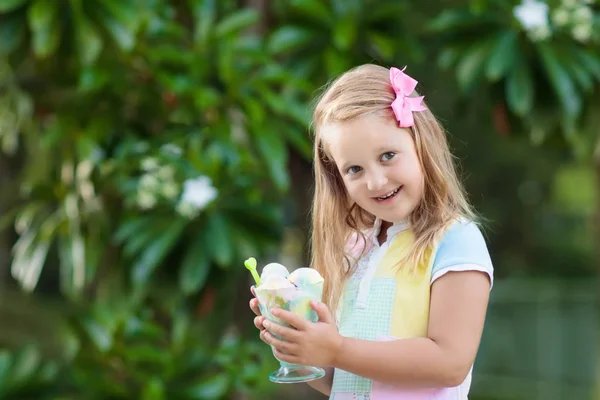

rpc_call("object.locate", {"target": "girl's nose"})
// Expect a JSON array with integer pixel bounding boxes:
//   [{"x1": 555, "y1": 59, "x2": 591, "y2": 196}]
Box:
[{"x1": 366, "y1": 170, "x2": 388, "y2": 192}]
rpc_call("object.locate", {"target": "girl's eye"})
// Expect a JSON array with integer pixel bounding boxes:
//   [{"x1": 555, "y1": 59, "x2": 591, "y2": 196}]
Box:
[
  {"x1": 346, "y1": 166, "x2": 362, "y2": 175},
  {"x1": 381, "y1": 152, "x2": 396, "y2": 162}
]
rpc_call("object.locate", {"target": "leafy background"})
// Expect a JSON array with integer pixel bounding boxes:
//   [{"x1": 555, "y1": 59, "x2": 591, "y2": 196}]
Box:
[{"x1": 0, "y1": 0, "x2": 598, "y2": 399}]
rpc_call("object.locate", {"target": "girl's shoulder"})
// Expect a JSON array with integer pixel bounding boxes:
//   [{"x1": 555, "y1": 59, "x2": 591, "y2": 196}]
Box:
[
  {"x1": 431, "y1": 218, "x2": 494, "y2": 286},
  {"x1": 437, "y1": 218, "x2": 490, "y2": 252}
]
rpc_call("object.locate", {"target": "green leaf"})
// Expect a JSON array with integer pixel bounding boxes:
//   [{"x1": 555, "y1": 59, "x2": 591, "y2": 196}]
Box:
[
  {"x1": 115, "y1": 216, "x2": 155, "y2": 243},
  {"x1": 566, "y1": 59, "x2": 594, "y2": 93},
  {"x1": 187, "y1": 374, "x2": 230, "y2": 399},
  {"x1": 141, "y1": 377, "x2": 165, "y2": 400},
  {"x1": 122, "y1": 224, "x2": 163, "y2": 258},
  {"x1": 366, "y1": 31, "x2": 396, "y2": 60},
  {"x1": 456, "y1": 40, "x2": 493, "y2": 92},
  {"x1": 179, "y1": 234, "x2": 211, "y2": 294},
  {"x1": 10, "y1": 346, "x2": 40, "y2": 385},
  {"x1": 333, "y1": 15, "x2": 357, "y2": 51},
  {"x1": 437, "y1": 46, "x2": 463, "y2": 70},
  {"x1": 365, "y1": 3, "x2": 406, "y2": 23},
  {"x1": 537, "y1": 43, "x2": 582, "y2": 119},
  {"x1": 506, "y1": 58, "x2": 533, "y2": 116},
  {"x1": 267, "y1": 26, "x2": 315, "y2": 55},
  {"x1": 192, "y1": 0, "x2": 216, "y2": 45},
  {"x1": 428, "y1": 9, "x2": 482, "y2": 32},
  {"x1": 289, "y1": 0, "x2": 331, "y2": 26},
  {"x1": 243, "y1": 98, "x2": 266, "y2": 124},
  {"x1": 131, "y1": 218, "x2": 187, "y2": 286},
  {"x1": 215, "y1": 8, "x2": 259, "y2": 38},
  {"x1": 71, "y1": 1, "x2": 103, "y2": 66},
  {"x1": 205, "y1": 213, "x2": 233, "y2": 267},
  {"x1": 0, "y1": 351, "x2": 12, "y2": 389},
  {"x1": 0, "y1": 14, "x2": 26, "y2": 54},
  {"x1": 96, "y1": 3, "x2": 137, "y2": 51},
  {"x1": 485, "y1": 31, "x2": 518, "y2": 81},
  {"x1": 576, "y1": 50, "x2": 600, "y2": 80},
  {"x1": 556, "y1": 45, "x2": 595, "y2": 93},
  {"x1": 78, "y1": 67, "x2": 110, "y2": 93},
  {"x1": 331, "y1": 0, "x2": 360, "y2": 17},
  {"x1": 82, "y1": 317, "x2": 113, "y2": 352},
  {"x1": 281, "y1": 98, "x2": 311, "y2": 126},
  {"x1": 0, "y1": 0, "x2": 26, "y2": 12},
  {"x1": 217, "y1": 41, "x2": 234, "y2": 85},
  {"x1": 28, "y1": 0, "x2": 60, "y2": 58},
  {"x1": 324, "y1": 47, "x2": 349, "y2": 77},
  {"x1": 194, "y1": 87, "x2": 221, "y2": 110},
  {"x1": 254, "y1": 126, "x2": 289, "y2": 192}
]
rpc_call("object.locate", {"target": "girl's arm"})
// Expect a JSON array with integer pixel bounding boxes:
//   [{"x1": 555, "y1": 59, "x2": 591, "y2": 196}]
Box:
[
  {"x1": 333, "y1": 270, "x2": 490, "y2": 387},
  {"x1": 306, "y1": 367, "x2": 334, "y2": 395}
]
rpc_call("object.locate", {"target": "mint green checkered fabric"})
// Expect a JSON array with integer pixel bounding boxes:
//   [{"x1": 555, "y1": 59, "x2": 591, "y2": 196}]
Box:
[{"x1": 331, "y1": 278, "x2": 396, "y2": 394}]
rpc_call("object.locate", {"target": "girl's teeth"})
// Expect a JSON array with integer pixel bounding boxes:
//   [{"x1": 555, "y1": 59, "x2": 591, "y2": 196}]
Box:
[{"x1": 378, "y1": 188, "x2": 398, "y2": 200}]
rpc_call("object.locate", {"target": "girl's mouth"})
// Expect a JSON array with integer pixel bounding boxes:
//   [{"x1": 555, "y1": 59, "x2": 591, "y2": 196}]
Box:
[{"x1": 374, "y1": 186, "x2": 401, "y2": 202}]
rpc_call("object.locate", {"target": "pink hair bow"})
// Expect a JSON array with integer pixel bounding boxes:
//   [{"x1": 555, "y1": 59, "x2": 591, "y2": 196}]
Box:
[{"x1": 390, "y1": 66, "x2": 427, "y2": 128}]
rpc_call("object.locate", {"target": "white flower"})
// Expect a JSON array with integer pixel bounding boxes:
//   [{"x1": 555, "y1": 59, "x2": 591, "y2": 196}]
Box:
[
  {"x1": 157, "y1": 165, "x2": 175, "y2": 180},
  {"x1": 514, "y1": 0, "x2": 550, "y2": 30},
  {"x1": 572, "y1": 24, "x2": 592, "y2": 41},
  {"x1": 76, "y1": 160, "x2": 94, "y2": 181},
  {"x1": 529, "y1": 24, "x2": 552, "y2": 41},
  {"x1": 61, "y1": 162, "x2": 74, "y2": 185},
  {"x1": 177, "y1": 176, "x2": 217, "y2": 217},
  {"x1": 162, "y1": 181, "x2": 180, "y2": 200},
  {"x1": 161, "y1": 143, "x2": 182, "y2": 156},
  {"x1": 137, "y1": 191, "x2": 157, "y2": 209},
  {"x1": 552, "y1": 8, "x2": 570, "y2": 26},
  {"x1": 573, "y1": 6, "x2": 593, "y2": 23},
  {"x1": 176, "y1": 201, "x2": 199, "y2": 219},
  {"x1": 140, "y1": 174, "x2": 160, "y2": 191},
  {"x1": 141, "y1": 157, "x2": 159, "y2": 171}
]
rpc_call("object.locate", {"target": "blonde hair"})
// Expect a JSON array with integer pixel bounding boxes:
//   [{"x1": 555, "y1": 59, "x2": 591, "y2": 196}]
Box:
[{"x1": 309, "y1": 64, "x2": 477, "y2": 314}]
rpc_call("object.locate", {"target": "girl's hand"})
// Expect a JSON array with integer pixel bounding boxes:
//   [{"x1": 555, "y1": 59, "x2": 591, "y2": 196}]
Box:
[
  {"x1": 249, "y1": 286, "x2": 268, "y2": 345},
  {"x1": 262, "y1": 301, "x2": 344, "y2": 368}
]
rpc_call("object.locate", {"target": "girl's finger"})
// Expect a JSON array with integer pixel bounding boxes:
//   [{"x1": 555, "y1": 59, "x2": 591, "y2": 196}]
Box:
[
  {"x1": 249, "y1": 298, "x2": 261, "y2": 316},
  {"x1": 254, "y1": 316, "x2": 265, "y2": 331},
  {"x1": 264, "y1": 332, "x2": 298, "y2": 354},
  {"x1": 271, "y1": 308, "x2": 308, "y2": 330},
  {"x1": 272, "y1": 347, "x2": 300, "y2": 364},
  {"x1": 263, "y1": 320, "x2": 299, "y2": 341},
  {"x1": 260, "y1": 330, "x2": 269, "y2": 345}
]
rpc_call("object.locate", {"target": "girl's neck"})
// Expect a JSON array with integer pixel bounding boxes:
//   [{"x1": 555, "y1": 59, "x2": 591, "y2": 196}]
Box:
[
  {"x1": 374, "y1": 218, "x2": 410, "y2": 246},
  {"x1": 377, "y1": 220, "x2": 393, "y2": 246}
]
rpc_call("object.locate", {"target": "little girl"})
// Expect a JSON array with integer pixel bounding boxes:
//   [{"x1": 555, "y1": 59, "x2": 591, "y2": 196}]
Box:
[{"x1": 250, "y1": 64, "x2": 493, "y2": 399}]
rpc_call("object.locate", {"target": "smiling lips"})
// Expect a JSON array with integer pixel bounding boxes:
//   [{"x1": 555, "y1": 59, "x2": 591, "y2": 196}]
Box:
[{"x1": 374, "y1": 186, "x2": 402, "y2": 202}]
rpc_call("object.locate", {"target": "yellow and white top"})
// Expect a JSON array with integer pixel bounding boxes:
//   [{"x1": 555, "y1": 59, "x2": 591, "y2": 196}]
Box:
[{"x1": 331, "y1": 219, "x2": 493, "y2": 400}]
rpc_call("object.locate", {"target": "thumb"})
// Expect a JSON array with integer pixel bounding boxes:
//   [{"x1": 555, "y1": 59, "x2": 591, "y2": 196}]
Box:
[{"x1": 311, "y1": 301, "x2": 333, "y2": 324}]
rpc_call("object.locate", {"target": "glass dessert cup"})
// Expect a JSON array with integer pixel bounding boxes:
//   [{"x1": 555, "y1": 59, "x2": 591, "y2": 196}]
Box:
[{"x1": 254, "y1": 282, "x2": 326, "y2": 384}]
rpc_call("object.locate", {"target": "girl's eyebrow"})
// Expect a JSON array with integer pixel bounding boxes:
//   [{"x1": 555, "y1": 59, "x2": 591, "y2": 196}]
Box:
[{"x1": 340, "y1": 161, "x2": 354, "y2": 172}]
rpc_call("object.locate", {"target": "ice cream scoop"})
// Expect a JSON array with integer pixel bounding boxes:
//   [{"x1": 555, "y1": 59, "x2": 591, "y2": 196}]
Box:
[
  {"x1": 260, "y1": 262, "x2": 290, "y2": 282},
  {"x1": 260, "y1": 274, "x2": 295, "y2": 290},
  {"x1": 288, "y1": 267, "x2": 324, "y2": 287}
]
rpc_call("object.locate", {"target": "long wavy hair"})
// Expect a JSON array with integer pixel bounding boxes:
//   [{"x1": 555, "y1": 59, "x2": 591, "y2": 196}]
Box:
[{"x1": 309, "y1": 64, "x2": 477, "y2": 315}]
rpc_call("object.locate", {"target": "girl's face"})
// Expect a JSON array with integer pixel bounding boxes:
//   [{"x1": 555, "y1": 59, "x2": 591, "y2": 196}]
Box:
[{"x1": 321, "y1": 114, "x2": 424, "y2": 223}]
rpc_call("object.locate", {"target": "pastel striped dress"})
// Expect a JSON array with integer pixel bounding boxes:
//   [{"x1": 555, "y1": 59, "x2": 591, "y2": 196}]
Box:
[{"x1": 330, "y1": 219, "x2": 493, "y2": 400}]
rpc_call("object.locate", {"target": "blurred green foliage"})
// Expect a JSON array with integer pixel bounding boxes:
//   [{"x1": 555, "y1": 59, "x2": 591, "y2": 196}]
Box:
[
  {"x1": 431, "y1": 0, "x2": 600, "y2": 158},
  {"x1": 0, "y1": 0, "x2": 598, "y2": 399}
]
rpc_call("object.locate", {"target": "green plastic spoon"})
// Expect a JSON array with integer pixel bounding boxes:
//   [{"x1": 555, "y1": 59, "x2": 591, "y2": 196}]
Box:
[{"x1": 244, "y1": 257, "x2": 260, "y2": 286}]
